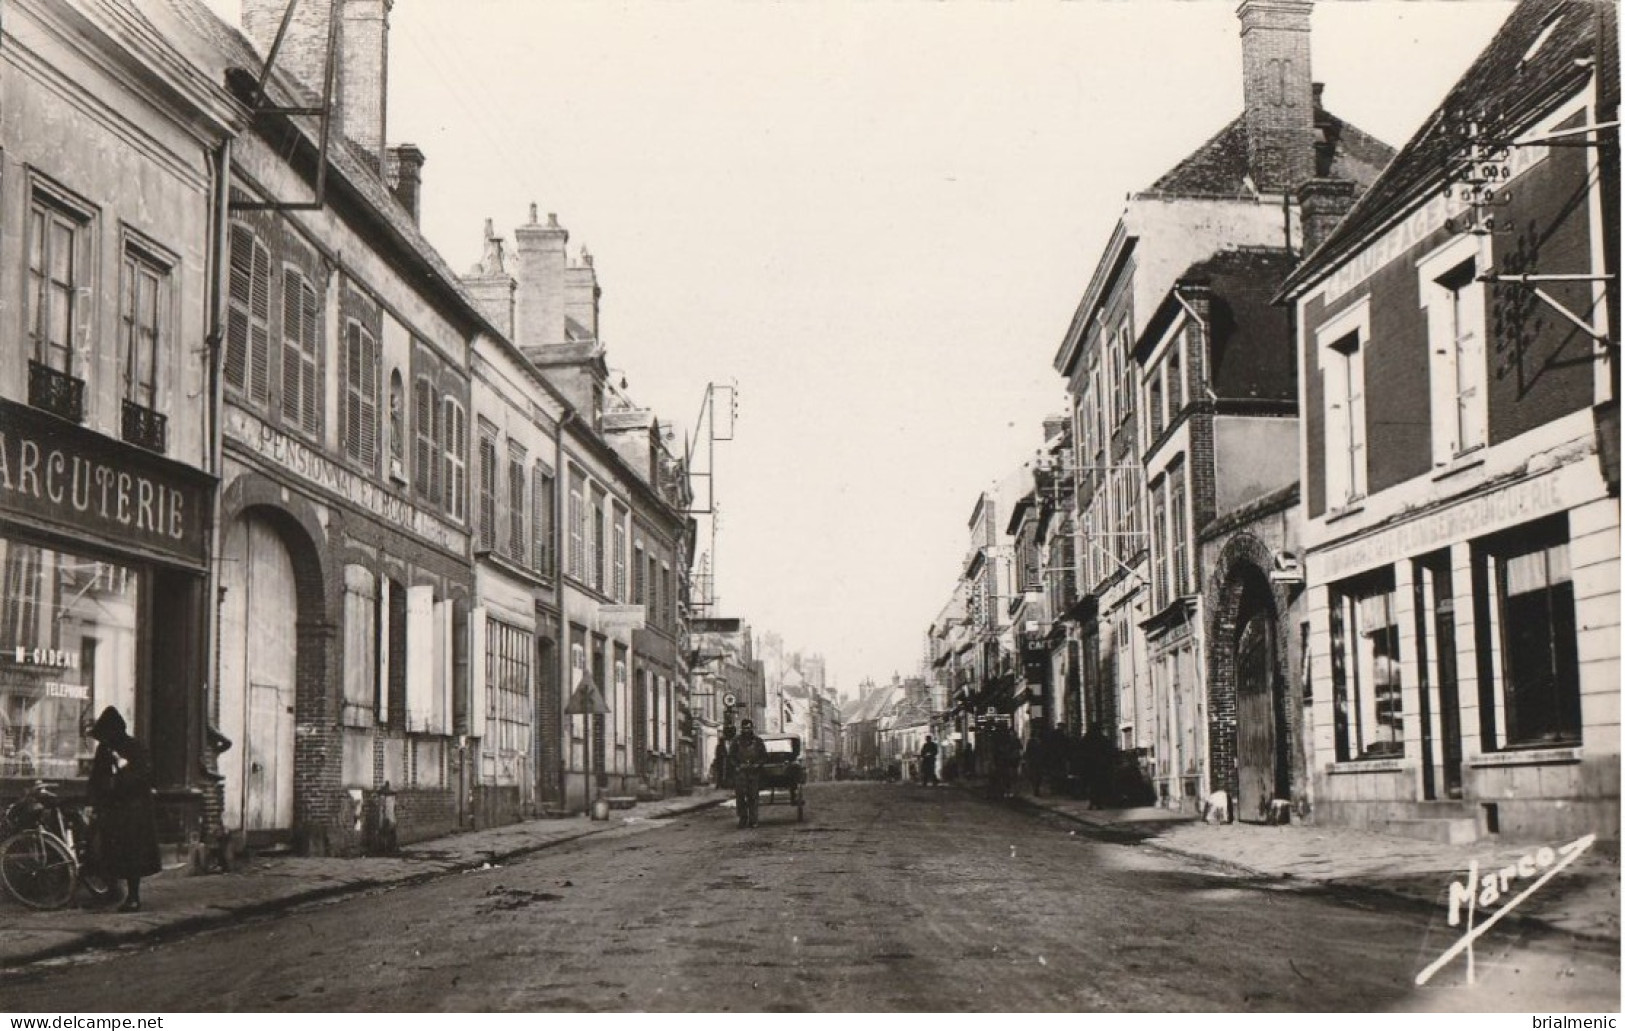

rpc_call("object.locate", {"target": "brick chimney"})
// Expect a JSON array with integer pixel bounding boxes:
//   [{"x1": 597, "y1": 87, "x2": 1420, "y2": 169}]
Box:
[
  {"x1": 1296, "y1": 177, "x2": 1356, "y2": 255},
  {"x1": 512, "y1": 205, "x2": 570, "y2": 348},
  {"x1": 1237, "y1": 0, "x2": 1316, "y2": 194},
  {"x1": 387, "y1": 143, "x2": 425, "y2": 224},
  {"x1": 240, "y1": 0, "x2": 393, "y2": 176},
  {"x1": 462, "y1": 218, "x2": 516, "y2": 340},
  {"x1": 565, "y1": 246, "x2": 601, "y2": 341}
]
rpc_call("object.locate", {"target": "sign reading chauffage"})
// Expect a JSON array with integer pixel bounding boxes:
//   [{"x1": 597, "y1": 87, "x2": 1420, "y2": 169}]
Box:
[{"x1": 0, "y1": 398, "x2": 212, "y2": 568}]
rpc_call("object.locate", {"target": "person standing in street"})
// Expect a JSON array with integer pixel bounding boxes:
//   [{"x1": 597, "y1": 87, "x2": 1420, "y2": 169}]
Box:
[
  {"x1": 919, "y1": 735, "x2": 940, "y2": 787},
  {"x1": 728, "y1": 719, "x2": 768, "y2": 828},
  {"x1": 1023, "y1": 728, "x2": 1047, "y2": 797},
  {"x1": 87, "y1": 706, "x2": 161, "y2": 912}
]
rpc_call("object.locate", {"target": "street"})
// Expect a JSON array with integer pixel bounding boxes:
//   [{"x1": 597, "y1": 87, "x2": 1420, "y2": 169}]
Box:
[{"x1": 1, "y1": 783, "x2": 1616, "y2": 1013}]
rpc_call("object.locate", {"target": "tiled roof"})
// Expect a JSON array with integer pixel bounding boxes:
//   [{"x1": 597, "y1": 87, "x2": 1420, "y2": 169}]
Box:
[
  {"x1": 1144, "y1": 106, "x2": 1393, "y2": 199},
  {"x1": 1282, "y1": 0, "x2": 1610, "y2": 297}
]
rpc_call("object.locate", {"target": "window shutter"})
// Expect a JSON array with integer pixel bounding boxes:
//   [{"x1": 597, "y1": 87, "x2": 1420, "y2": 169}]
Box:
[
  {"x1": 301, "y1": 284, "x2": 320, "y2": 433},
  {"x1": 359, "y1": 329, "x2": 378, "y2": 468},
  {"x1": 470, "y1": 609, "x2": 488, "y2": 739},
  {"x1": 282, "y1": 276, "x2": 302, "y2": 421},
  {"x1": 248, "y1": 241, "x2": 271, "y2": 403},
  {"x1": 414, "y1": 379, "x2": 431, "y2": 496},
  {"x1": 405, "y1": 585, "x2": 435, "y2": 732},
  {"x1": 225, "y1": 225, "x2": 254, "y2": 391}
]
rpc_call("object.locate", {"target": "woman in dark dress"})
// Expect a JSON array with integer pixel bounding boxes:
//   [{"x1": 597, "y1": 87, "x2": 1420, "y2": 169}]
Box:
[{"x1": 88, "y1": 707, "x2": 161, "y2": 912}]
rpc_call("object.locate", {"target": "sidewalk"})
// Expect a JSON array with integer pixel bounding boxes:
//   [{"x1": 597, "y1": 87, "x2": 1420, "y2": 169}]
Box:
[
  {"x1": 0, "y1": 789, "x2": 730, "y2": 970},
  {"x1": 1007, "y1": 789, "x2": 1621, "y2": 943}
]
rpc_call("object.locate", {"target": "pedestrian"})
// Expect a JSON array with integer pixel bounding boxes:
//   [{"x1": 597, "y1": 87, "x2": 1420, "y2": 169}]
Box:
[
  {"x1": 87, "y1": 706, "x2": 161, "y2": 912},
  {"x1": 728, "y1": 719, "x2": 768, "y2": 829},
  {"x1": 1023, "y1": 728, "x2": 1046, "y2": 796},
  {"x1": 1078, "y1": 723, "x2": 1110, "y2": 809},
  {"x1": 919, "y1": 735, "x2": 940, "y2": 787}
]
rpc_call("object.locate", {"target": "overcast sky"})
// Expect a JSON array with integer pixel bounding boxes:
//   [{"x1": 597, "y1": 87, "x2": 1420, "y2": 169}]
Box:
[{"x1": 218, "y1": 0, "x2": 1515, "y2": 693}]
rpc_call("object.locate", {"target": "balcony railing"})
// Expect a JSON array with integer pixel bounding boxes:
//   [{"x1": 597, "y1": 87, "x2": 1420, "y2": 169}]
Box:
[
  {"x1": 28, "y1": 360, "x2": 84, "y2": 423},
  {"x1": 122, "y1": 398, "x2": 168, "y2": 454}
]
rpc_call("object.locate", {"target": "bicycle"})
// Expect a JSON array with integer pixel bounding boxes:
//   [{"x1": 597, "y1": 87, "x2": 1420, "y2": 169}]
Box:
[{"x1": 0, "y1": 782, "x2": 122, "y2": 910}]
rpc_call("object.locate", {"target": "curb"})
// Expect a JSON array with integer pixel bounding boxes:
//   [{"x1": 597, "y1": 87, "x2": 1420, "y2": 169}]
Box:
[
  {"x1": 0, "y1": 794, "x2": 730, "y2": 971},
  {"x1": 1004, "y1": 793, "x2": 1621, "y2": 948}
]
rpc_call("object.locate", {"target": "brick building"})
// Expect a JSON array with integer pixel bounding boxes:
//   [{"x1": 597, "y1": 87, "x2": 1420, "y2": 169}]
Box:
[
  {"x1": 1052, "y1": 0, "x2": 1391, "y2": 803},
  {"x1": 1278, "y1": 0, "x2": 1619, "y2": 842}
]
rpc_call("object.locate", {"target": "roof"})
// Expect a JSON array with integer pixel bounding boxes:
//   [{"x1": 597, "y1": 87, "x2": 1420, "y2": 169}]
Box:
[
  {"x1": 1143, "y1": 103, "x2": 1393, "y2": 200},
  {"x1": 1281, "y1": 0, "x2": 1610, "y2": 299}
]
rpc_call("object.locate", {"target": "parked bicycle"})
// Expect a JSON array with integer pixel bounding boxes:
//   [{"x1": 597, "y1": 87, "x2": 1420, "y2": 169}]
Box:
[{"x1": 0, "y1": 782, "x2": 122, "y2": 909}]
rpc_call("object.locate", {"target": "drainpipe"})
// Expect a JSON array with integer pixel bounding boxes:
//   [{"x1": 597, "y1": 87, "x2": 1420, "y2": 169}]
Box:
[
  {"x1": 202, "y1": 139, "x2": 233, "y2": 828},
  {"x1": 555, "y1": 406, "x2": 578, "y2": 808}
]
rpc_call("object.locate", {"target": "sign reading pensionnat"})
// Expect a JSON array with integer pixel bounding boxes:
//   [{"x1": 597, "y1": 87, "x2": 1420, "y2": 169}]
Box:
[{"x1": 0, "y1": 398, "x2": 212, "y2": 569}]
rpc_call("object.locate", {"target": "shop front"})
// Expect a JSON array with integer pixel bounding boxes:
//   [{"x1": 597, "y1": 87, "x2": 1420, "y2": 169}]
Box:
[{"x1": 0, "y1": 398, "x2": 213, "y2": 848}]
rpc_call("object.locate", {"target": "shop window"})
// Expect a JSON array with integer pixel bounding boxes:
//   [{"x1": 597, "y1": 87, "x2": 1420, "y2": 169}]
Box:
[
  {"x1": 120, "y1": 239, "x2": 173, "y2": 451},
  {"x1": 1476, "y1": 519, "x2": 1581, "y2": 748},
  {"x1": 1, "y1": 542, "x2": 137, "y2": 783},
  {"x1": 1329, "y1": 569, "x2": 1403, "y2": 760},
  {"x1": 225, "y1": 224, "x2": 271, "y2": 406},
  {"x1": 279, "y1": 269, "x2": 321, "y2": 437},
  {"x1": 483, "y1": 618, "x2": 533, "y2": 786}
]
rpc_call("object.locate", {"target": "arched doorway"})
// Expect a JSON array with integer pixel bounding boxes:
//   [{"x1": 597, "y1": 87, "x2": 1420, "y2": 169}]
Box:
[
  {"x1": 218, "y1": 513, "x2": 298, "y2": 833},
  {"x1": 1234, "y1": 573, "x2": 1289, "y2": 822}
]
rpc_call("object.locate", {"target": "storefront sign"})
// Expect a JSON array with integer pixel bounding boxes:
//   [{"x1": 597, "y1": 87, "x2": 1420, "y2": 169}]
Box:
[
  {"x1": 1313, "y1": 468, "x2": 1574, "y2": 582},
  {"x1": 225, "y1": 407, "x2": 466, "y2": 555},
  {"x1": 0, "y1": 399, "x2": 211, "y2": 568}
]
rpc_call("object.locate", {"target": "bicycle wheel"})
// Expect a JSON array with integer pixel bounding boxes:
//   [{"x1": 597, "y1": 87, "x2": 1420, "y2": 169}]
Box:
[{"x1": 0, "y1": 831, "x2": 77, "y2": 910}]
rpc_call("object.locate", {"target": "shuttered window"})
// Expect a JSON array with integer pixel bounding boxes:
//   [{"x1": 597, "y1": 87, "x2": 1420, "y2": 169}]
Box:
[
  {"x1": 414, "y1": 377, "x2": 438, "y2": 502},
  {"x1": 342, "y1": 321, "x2": 379, "y2": 467},
  {"x1": 226, "y1": 224, "x2": 271, "y2": 402},
  {"x1": 443, "y1": 398, "x2": 467, "y2": 521},
  {"x1": 507, "y1": 446, "x2": 527, "y2": 564},
  {"x1": 532, "y1": 466, "x2": 554, "y2": 575},
  {"x1": 478, "y1": 429, "x2": 498, "y2": 553},
  {"x1": 280, "y1": 270, "x2": 320, "y2": 435}
]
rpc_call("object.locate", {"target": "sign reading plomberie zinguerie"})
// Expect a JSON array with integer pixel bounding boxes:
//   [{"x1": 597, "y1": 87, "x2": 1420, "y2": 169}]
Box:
[{"x1": 0, "y1": 398, "x2": 212, "y2": 569}]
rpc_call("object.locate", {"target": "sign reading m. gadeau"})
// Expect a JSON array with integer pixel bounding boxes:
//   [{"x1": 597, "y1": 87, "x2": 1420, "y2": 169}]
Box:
[
  {"x1": 225, "y1": 406, "x2": 468, "y2": 555},
  {"x1": 0, "y1": 398, "x2": 212, "y2": 569}
]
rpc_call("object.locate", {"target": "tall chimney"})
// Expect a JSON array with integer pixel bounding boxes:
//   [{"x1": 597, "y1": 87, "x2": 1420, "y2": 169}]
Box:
[
  {"x1": 1237, "y1": 0, "x2": 1316, "y2": 193},
  {"x1": 512, "y1": 205, "x2": 569, "y2": 348},
  {"x1": 239, "y1": 0, "x2": 393, "y2": 177},
  {"x1": 387, "y1": 143, "x2": 425, "y2": 224},
  {"x1": 565, "y1": 246, "x2": 601, "y2": 340}
]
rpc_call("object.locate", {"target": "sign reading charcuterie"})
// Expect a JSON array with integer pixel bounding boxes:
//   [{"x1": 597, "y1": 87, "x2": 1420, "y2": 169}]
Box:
[{"x1": 0, "y1": 399, "x2": 212, "y2": 568}]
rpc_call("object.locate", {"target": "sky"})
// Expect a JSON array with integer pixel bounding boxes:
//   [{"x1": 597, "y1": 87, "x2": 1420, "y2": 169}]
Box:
[{"x1": 216, "y1": 0, "x2": 1516, "y2": 694}]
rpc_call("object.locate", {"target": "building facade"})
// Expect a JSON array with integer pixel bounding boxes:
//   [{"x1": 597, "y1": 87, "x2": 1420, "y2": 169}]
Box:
[{"x1": 1280, "y1": 0, "x2": 1619, "y2": 842}]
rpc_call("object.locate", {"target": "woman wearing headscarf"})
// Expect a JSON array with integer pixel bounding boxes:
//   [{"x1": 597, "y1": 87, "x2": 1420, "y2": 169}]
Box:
[{"x1": 88, "y1": 706, "x2": 162, "y2": 911}]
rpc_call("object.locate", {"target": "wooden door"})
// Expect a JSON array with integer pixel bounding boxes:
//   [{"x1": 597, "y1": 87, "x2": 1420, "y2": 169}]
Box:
[{"x1": 1236, "y1": 613, "x2": 1285, "y2": 822}]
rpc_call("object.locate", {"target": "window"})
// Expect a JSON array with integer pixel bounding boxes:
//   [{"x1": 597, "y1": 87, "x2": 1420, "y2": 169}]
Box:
[
  {"x1": 1147, "y1": 366, "x2": 1164, "y2": 440},
  {"x1": 507, "y1": 446, "x2": 527, "y2": 564},
  {"x1": 225, "y1": 224, "x2": 271, "y2": 403},
  {"x1": 1320, "y1": 302, "x2": 1370, "y2": 509},
  {"x1": 443, "y1": 398, "x2": 466, "y2": 521},
  {"x1": 477, "y1": 427, "x2": 498, "y2": 553},
  {"x1": 484, "y1": 619, "x2": 533, "y2": 786},
  {"x1": 1167, "y1": 331, "x2": 1185, "y2": 415},
  {"x1": 1476, "y1": 519, "x2": 1580, "y2": 748},
  {"x1": 633, "y1": 543, "x2": 646, "y2": 605},
  {"x1": 341, "y1": 566, "x2": 377, "y2": 728},
  {"x1": 1169, "y1": 464, "x2": 1189, "y2": 596},
  {"x1": 661, "y1": 564, "x2": 673, "y2": 629},
  {"x1": 28, "y1": 189, "x2": 93, "y2": 387},
  {"x1": 388, "y1": 370, "x2": 405, "y2": 468},
  {"x1": 1329, "y1": 570, "x2": 1403, "y2": 761},
  {"x1": 590, "y1": 487, "x2": 607, "y2": 593},
  {"x1": 612, "y1": 504, "x2": 628, "y2": 603},
  {"x1": 120, "y1": 244, "x2": 168, "y2": 412},
  {"x1": 1425, "y1": 250, "x2": 1488, "y2": 463},
  {"x1": 414, "y1": 378, "x2": 439, "y2": 503},
  {"x1": 279, "y1": 269, "x2": 320, "y2": 435},
  {"x1": 1116, "y1": 322, "x2": 1135, "y2": 424},
  {"x1": 342, "y1": 321, "x2": 379, "y2": 468},
  {"x1": 568, "y1": 470, "x2": 586, "y2": 580},
  {"x1": 1150, "y1": 481, "x2": 1169, "y2": 609},
  {"x1": 532, "y1": 464, "x2": 554, "y2": 575}
]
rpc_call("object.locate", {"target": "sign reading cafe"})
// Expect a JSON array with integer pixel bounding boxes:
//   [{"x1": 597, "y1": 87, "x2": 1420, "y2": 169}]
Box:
[{"x1": 0, "y1": 399, "x2": 212, "y2": 568}]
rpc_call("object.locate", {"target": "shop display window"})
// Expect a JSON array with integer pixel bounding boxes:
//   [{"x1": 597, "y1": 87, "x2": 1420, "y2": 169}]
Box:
[
  {"x1": 1330, "y1": 569, "x2": 1403, "y2": 761},
  {"x1": 0, "y1": 540, "x2": 139, "y2": 782}
]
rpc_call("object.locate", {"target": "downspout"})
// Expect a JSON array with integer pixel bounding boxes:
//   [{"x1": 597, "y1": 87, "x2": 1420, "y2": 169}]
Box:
[
  {"x1": 554, "y1": 406, "x2": 578, "y2": 809},
  {"x1": 202, "y1": 138, "x2": 233, "y2": 823}
]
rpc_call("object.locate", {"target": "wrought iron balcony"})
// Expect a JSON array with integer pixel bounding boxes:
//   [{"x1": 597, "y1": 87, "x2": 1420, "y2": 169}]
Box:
[
  {"x1": 28, "y1": 360, "x2": 85, "y2": 423},
  {"x1": 122, "y1": 399, "x2": 168, "y2": 454}
]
